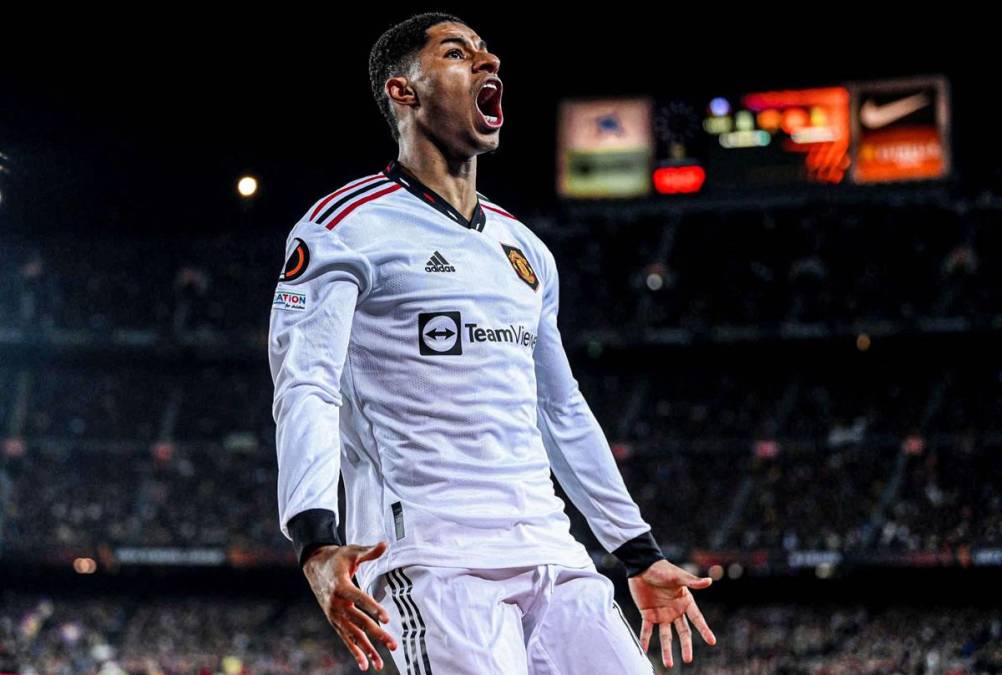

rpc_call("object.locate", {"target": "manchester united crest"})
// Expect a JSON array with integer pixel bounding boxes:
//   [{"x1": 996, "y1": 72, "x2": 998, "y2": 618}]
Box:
[{"x1": 500, "y1": 243, "x2": 539, "y2": 291}]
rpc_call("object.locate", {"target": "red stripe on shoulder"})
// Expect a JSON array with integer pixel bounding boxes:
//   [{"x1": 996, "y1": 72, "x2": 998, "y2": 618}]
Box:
[
  {"x1": 482, "y1": 203, "x2": 517, "y2": 221},
  {"x1": 325, "y1": 183, "x2": 402, "y2": 230},
  {"x1": 310, "y1": 173, "x2": 384, "y2": 222}
]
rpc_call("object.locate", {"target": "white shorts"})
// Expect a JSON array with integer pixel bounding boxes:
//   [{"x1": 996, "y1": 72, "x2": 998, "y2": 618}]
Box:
[{"x1": 370, "y1": 562, "x2": 656, "y2": 675}]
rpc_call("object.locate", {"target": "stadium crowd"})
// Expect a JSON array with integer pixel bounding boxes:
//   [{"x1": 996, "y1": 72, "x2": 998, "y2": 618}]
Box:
[
  {"x1": 1, "y1": 202, "x2": 997, "y2": 338},
  {"x1": 1, "y1": 360, "x2": 999, "y2": 557},
  {"x1": 2, "y1": 592, "x2": 999, "y2": 674}
]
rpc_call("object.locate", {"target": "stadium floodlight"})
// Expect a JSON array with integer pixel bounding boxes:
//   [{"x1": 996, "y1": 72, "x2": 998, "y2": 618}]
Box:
[{"x1": 237, "y1": 175, "x2": 258, "y2": 198}]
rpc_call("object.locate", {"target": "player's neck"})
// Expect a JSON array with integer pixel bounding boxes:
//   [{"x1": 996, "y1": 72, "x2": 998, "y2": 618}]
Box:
[{"x1": 395, "y1": 145, "x2": 479, "y2": 224}]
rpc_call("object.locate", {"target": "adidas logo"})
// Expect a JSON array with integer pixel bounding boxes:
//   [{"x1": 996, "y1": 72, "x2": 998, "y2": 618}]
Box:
[{"x1": 425, "y1": 251, "x2": 456, "y2": 273}]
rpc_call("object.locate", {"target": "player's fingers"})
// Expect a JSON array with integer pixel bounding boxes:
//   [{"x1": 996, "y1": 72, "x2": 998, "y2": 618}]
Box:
[
  {"x1": 686, "y1": 599, "x2": 717, "y2": 646},
  {"x1": 346, "y1": 605, "x2": 398, "y2": 651},
  {"x1": 342, "y1": 618, "x2": 384, "y2": 671},
  {"x1": 336, "y1": 585, "x2": 391, "y2": 624},
  {"x1": 334, "y1": 622, "x2": 371, "y2": 671},
  {"x1": 660, "y1": 622, "x2": 674, "y2": 669},
  {"x1": 355, "y1": 540, "x2": 389, "y2": 563},
  {"x1": 679, "y1": 570, "x2": 713, "y2": 590},
  {"x1": 639, "y1": 617, "x2": 653, "y2": 653},
  {"x1": 675, "y1": 615, "x2": 693, "y2": 663}
]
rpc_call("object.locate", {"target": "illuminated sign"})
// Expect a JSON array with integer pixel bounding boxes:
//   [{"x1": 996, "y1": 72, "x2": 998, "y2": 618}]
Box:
[
  {"x1": 653, "y1": 165, "x2": 706, "y2": 194},
  {"x1": 557, "y1": 76, "x2": 951, "y2": 201},
  {"x1": 850, "y1": 76, "x2": 951, "y2": 183},
  {"x1": 556, "y1": 97, "x2": 653, "y2": 198}
]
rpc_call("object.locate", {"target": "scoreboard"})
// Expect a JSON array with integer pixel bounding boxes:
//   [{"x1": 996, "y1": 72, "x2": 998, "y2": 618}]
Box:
[{"x1": 557, "y1": 75, "x2": 950, "y2": 199}]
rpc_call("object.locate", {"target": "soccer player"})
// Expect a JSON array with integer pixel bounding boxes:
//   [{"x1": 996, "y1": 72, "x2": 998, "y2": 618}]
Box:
[{"x1": 268, "y1": 12, "x2": 717, "y2": 673}]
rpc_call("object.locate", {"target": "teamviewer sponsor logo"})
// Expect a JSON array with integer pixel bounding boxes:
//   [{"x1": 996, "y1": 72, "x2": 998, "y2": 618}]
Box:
[
  {"x1": 418, "y1": 311, "x2": 462, "y2": 355},
  {"x1": 465, "y1": 322, "x2": 538, "y2": 350},
  {"x1": 418, "y1": 313, "x2": 538, "y2": 355}
]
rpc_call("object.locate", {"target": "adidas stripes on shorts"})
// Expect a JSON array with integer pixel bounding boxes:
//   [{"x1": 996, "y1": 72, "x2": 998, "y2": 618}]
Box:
[{"x1": 370, "y1": 562, "x2": 655, "y2": 675}]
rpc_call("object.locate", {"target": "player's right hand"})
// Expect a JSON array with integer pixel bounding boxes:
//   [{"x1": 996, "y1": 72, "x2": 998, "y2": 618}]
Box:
[{"x1": 303, "y1": 540, "x2": 397, "y2": 671}]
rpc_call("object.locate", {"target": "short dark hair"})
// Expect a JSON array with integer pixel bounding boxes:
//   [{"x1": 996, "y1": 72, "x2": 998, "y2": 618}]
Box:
[{"x1": 369, "y1": 12, "x2": 468, "y2": 143}]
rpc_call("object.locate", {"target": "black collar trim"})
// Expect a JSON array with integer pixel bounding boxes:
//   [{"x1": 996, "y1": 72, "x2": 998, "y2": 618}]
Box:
[{"x1": 382, "y1": 159, "x2": 487, "y2": 232}]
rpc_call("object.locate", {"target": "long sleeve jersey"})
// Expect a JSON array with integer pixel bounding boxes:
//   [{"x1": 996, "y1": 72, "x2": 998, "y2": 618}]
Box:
[{"x1": 268, "y1": 159, "x2": 664, "y2": 596}]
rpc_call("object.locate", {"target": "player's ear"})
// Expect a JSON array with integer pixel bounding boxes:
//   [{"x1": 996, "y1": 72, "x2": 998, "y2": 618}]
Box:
[{"x1": 386, "y1": 76, "x2": 418, "y2": 108}]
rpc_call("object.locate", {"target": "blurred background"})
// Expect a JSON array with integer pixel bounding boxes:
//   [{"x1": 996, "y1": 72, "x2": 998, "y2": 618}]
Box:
[{"x1": 1, "y1": 11, "x2": 999, "y2": 675}]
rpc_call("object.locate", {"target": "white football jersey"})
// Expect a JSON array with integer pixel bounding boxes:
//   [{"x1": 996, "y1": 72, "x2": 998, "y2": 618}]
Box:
[{"x1": 269, "y1": 159, "x2": 661, "y2": 595}]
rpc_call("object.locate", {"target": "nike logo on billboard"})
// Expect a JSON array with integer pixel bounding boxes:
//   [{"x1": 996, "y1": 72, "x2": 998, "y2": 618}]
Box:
[{"x1": 860, "y1": 92, "x2": 931, "y2": 129}]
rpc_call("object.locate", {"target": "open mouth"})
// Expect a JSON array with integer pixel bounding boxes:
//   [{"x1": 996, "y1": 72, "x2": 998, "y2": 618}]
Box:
[{"x1": 475, "y1": 78, "x2": 504, "y2": 131}]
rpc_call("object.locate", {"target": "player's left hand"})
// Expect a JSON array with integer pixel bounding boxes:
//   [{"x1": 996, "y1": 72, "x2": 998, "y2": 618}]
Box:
[{"x1": 627, "y1": 559, "x2": 717, "y2": 669}]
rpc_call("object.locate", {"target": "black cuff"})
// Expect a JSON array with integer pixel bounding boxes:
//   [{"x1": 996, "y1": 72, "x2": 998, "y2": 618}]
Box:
[
  {"x1": 288, "y1": 508, "x2": 343, "y2": 567},
  {"x1": 612, "y1": 530, "x2": 666, "y2": 577}
]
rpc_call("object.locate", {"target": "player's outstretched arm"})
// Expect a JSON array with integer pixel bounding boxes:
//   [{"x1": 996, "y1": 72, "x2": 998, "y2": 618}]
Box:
[
  {"x1": 628, "y1": 559, "x2": 717, "y2": 669},
  {"x1": 530, "y1": 239, "x2": 719, "y2": 665},
  {"x1": 303, "y1": 541, "x2": 398, "y2": 672},
  {"x1": 531, "y1": 242, "x2": 664, "y2": 569},
  {"x1": 268, "y1": 217, "x2": 386, "y2": 670}
]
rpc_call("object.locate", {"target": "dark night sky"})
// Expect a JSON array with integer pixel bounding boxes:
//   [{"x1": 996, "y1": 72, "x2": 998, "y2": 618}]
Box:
[{"x1": 0, "y1": 11, "x2": 987, "y2": 236}]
